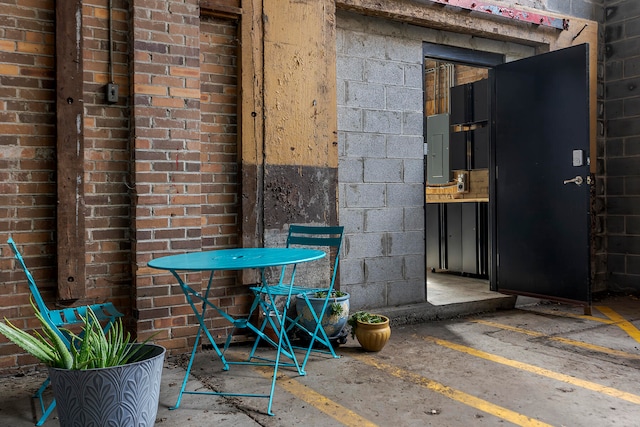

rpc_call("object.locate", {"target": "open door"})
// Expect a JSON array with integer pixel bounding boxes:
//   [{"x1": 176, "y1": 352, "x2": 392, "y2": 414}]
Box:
[{"x1": 491, "y1": 44, "x2": 590, "y2": 306}]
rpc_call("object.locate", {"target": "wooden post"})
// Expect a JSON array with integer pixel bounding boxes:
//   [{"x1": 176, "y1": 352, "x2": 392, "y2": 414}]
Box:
[{"x1": 56, "y1": 0, "x2": 85, "y2": 300}]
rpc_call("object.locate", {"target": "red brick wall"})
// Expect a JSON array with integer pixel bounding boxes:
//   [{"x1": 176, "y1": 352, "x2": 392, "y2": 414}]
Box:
[
  {"x1": 131, "y1": 3, "x2": 242, "y2": 354},
  {"x1": 0, "y1": 1, "x2": 242, "y2": 370},
  {"x1": 199, "y1": 15, "x2": 247, "y2": 328},
  {"x1": 82, "y1": 0, "x2": 133, "y2": 314},
  {"x1": 0, "y1": 1, "x2": 58, "y2": 371},
  {"x1": 0, "y1": 0, "x2": 134, "y2": 372}
]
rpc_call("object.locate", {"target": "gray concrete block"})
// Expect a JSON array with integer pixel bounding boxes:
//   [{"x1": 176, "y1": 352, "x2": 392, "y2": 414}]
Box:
[
  {"x1": 386, "y1": 135, "x2": 424, "y2": 159},
  {"x1": 337, "y1": 106, "x2": 363, "y2": 132},
  {"x1": 624, "y1": 97, "x2": 640, "y2": 117},
  {"x1": 404, "y1": 254, "x2": 426, "y2": 280},
  {"x1": 340, "y1": 208, "x2": 365, "y2": 233},
  {"x1": 609, "y1": 234, "x2": 640, "y2": 254},
  {"x1": 336, "y1": 80, "x2": 346, "y2": 106},
  {"x1": 389, "y1": 231, "x2": 425, "y2": 256},
  {"x1": 387, "y1": 278, "x2": 426, "y2": 306},
  {"x1": 386, "y1": 87, "x2": 423, "y2": 111},
  {"x1": 403, "y1": 159, "x2": 425, "y2": 184},
  {"x1": 402, "y1": 111, "x2": 424, "y2": 136},
  {"x1": 339, "y1": 258, "x2": 365, "y2": 287},
  {"x1": 546, "y1": 0, "x2": 572, "y2": 14},
  {"x1": 605, "y1": 1, "x2": 640, "y2": 25},
  {"x1": 626, "y1": 137, "x2": 640, "y2": 155},
  {"x1": 344, "y1": 183, "x2": 386, "y2": 208},
  {"x1": 606, "y1": 155, "x2": 640, "y2": 176},
  {"x1": 404, "y1": 206, "x2": 426, "y2": 231},
  {"x1": 387, "y1": 183, "x2": 425, "y2": 207},
  {"x1": 385, "y1": 36, "x2": 422, "y2": 63},
  {"x1": 365, "y1": 59, "x2": 404, "y2": 85},
  {"x1": 626, "y1": 216, "x2": 640, "y2": 234},
  {"x1": 344, "y1": 231, "x2": 387, "y2": 258},
  {"x1": 365, "y1": 256, "x2": 404, "y2": 283},
  {"x1": 625, "y1": 175, "x2": 640, "y2": 193},
  {"x1": 338, "y1": 157, "x2": 363, "y2": 183},
  {"x1": 607, "y1": 215, "x2": 625, "y2": 234},
  {"x1": 345, "y1": 132, "x2": 387, "y2": 158},
  {"x1": 607, "y1": 196, "x2": 640, "y2": 215},
  {"x1": 607, "y1": 38, "x2": 640, "y2": 61},
  {"x1": 365, "y1": 208, "x2": 404, "y2": 232},
  {"x1": 364, "y1": 158, "x2": 403, "y2": 183},
  {"x1": 626, "y1": 17, "x2": 640, "y2": 38},
  {"x1": 345, "y1": 81, "x2": 385, "y2": 109},
  {"x1": 624, "y1": 57, "x2": 640, "y2": 78},
  {"x1": 337, "y1": 131, "x2": 346, "y2": 156},
  {"x1": 404, "y1": 63, "x2": 423, "y2": 89},
  {"x1": 338, "y1": 183, "x2": 346, "y2": 209},
  {"x1": 337, "y1": 55, "x2": 365, "y2": 82},
  {"x1": 342, "y1": 31, "x2": 387, "y2": 59},
  {"x1": 343, "y1": 281, "x2": 387, "y2": 310},
  {"x1": 363, "y1": 109, "x2": 402, "y2": 134}
]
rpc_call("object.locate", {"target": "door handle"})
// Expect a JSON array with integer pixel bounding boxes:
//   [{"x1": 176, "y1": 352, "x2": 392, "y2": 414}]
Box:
[{"x1": 563, "y1": 176, "x2": 583, "y2": 186}]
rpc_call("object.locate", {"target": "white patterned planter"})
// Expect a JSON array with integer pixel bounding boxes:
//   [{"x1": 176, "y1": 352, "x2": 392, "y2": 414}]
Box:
[
  {"x1": 48, "y1": 344, "x2": 165, "y2": 427},
  {"x1": 296, "y1": 292, "x2": 350, "y2": 338}
]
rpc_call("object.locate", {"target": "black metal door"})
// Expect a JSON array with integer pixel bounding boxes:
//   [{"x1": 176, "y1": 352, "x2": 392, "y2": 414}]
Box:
[{"x1": 492, "y1": 44, "x2": 590, "y2": 305}]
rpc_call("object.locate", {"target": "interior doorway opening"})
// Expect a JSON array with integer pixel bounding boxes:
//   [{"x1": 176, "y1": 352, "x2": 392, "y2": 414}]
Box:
[{"x1": 423, "y1": 45, "x2": 499, "y2": 305}]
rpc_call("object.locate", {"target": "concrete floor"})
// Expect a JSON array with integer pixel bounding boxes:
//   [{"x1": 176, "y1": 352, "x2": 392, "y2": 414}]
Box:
[{"x1": 4, "y1": 276, "x2": 638, "y2": 427}]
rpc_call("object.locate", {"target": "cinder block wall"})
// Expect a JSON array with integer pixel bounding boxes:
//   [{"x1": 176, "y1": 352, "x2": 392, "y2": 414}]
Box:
[
  {"x1": 603, "y1": 0, "x2": 640, "y2": 292},
  {"x1": 337, "y1": 11, "x2": 428, "y2": 309}
]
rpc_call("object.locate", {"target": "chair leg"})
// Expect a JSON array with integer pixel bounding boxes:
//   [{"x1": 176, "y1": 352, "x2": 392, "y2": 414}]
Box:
[
  {"x1": 294, "y1": 295, "x2": 340, "y2": 371},
  {"x1": 32, "y1": 377, "x2": 56, "y2": 426}
]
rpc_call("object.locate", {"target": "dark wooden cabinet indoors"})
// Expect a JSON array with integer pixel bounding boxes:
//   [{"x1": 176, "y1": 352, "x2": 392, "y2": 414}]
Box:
[{"x1": 426, "y1": 202, "x2": 488, "y2": 277}]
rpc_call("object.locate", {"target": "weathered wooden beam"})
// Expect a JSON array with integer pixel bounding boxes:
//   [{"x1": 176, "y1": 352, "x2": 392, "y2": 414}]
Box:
[
  {"x1": 240, "y1": 0, "x2": 265, "y2": 254},
  {"x1": 200, "y1": 0, "x2": 242, "y2": 19},
  {"x1": 427, "y1": 0, "x2": 569, "y2": 31},
  {"x1": 56, "y1": 0, "x2": 85, "y2": 300}
]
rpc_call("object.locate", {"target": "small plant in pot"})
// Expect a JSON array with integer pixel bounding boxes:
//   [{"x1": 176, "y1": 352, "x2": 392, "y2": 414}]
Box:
[
  {"x1": 295, "y1": 290, "x2": 350, "y2": 342},
  {"x1": 347, "y1": 311, "x2": 391, "y2": 352},
  {"x1": 0, "y1": 300, "x2": 165, "y2": 427}
]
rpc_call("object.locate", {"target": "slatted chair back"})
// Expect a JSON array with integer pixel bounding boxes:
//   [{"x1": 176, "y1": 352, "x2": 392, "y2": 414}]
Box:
[
  {"x1": 284, "y1": 225, "x2": 344, "y2": 290},
  {"x1": 8, "y1": 237, "x2": 71, "y2": 346}
]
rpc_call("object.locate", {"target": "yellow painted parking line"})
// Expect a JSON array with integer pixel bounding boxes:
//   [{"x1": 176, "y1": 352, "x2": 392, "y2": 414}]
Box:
[
  {"x1": 422, "y1": 335, "x2": 640, "y2": 406},
  {"x1": 595, "y1": 306, "x2": 640, "y2": 345},
  {"x1": 253, "y1": 366, "x2": 379, "y2": 427},
  {"x1": 521, "y1": 307, "x2": 615, "y2": 325},
  {"x1": 473, "y1": 319, "x2": 640, "y2": 360},
  {"x1": 351, "y1": 353, "x2": 553, "y2": 427}
]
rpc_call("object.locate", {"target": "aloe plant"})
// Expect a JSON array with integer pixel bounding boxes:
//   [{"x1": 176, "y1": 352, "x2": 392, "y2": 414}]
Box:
[{"x1": 0, "y1": 299, "x2": 150, "y2": 370}]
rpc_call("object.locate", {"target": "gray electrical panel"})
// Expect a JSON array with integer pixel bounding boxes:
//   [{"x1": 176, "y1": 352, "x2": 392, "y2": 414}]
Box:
[{"x1": 426, "y1": 113, "x2": 450, "y2": 184}]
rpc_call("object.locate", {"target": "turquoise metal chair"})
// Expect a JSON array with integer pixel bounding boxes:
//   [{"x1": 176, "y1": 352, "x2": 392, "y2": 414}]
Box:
[
  {"x1": 247, "y1": 225, "x2": 344, "y2": 373},
  {"x1": 7, "y1": 237, "x2": 124, "y2": 426}
]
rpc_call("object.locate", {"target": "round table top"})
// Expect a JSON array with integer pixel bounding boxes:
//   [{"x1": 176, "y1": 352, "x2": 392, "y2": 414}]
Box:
[{"x1": 147, "y1": 247, "x2": 326, "y2": 272}]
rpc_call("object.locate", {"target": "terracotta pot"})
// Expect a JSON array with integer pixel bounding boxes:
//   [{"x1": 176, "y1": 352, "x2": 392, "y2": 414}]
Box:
[{"x1": 354, "y1": 315, "x2": 391, "y2": 352}]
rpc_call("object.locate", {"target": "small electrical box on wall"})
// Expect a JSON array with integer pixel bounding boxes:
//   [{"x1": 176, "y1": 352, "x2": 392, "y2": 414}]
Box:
[
  {"x1": 106, "y1": 83, "x2": 119, "y2": 104},
  {"x1": 456, "y1": 171, "x2": 469, "y2": 193},
  {"x1": 426, "y1": 113, "x2": 451, "y2": 185}
]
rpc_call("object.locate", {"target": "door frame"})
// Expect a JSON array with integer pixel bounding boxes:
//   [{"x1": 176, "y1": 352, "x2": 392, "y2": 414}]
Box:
[
  {"x1": 423, "y1": 42, "x2": 504, "y2": 286},
  {"x1": 423, "y1": 42, "x2": 592, "y2": 304}
]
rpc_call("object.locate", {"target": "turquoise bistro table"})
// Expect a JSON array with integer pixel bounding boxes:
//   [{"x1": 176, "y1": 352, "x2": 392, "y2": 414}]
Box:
[{"x1": 148, "y1": 247, "x2": 325, "y2": 415}]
